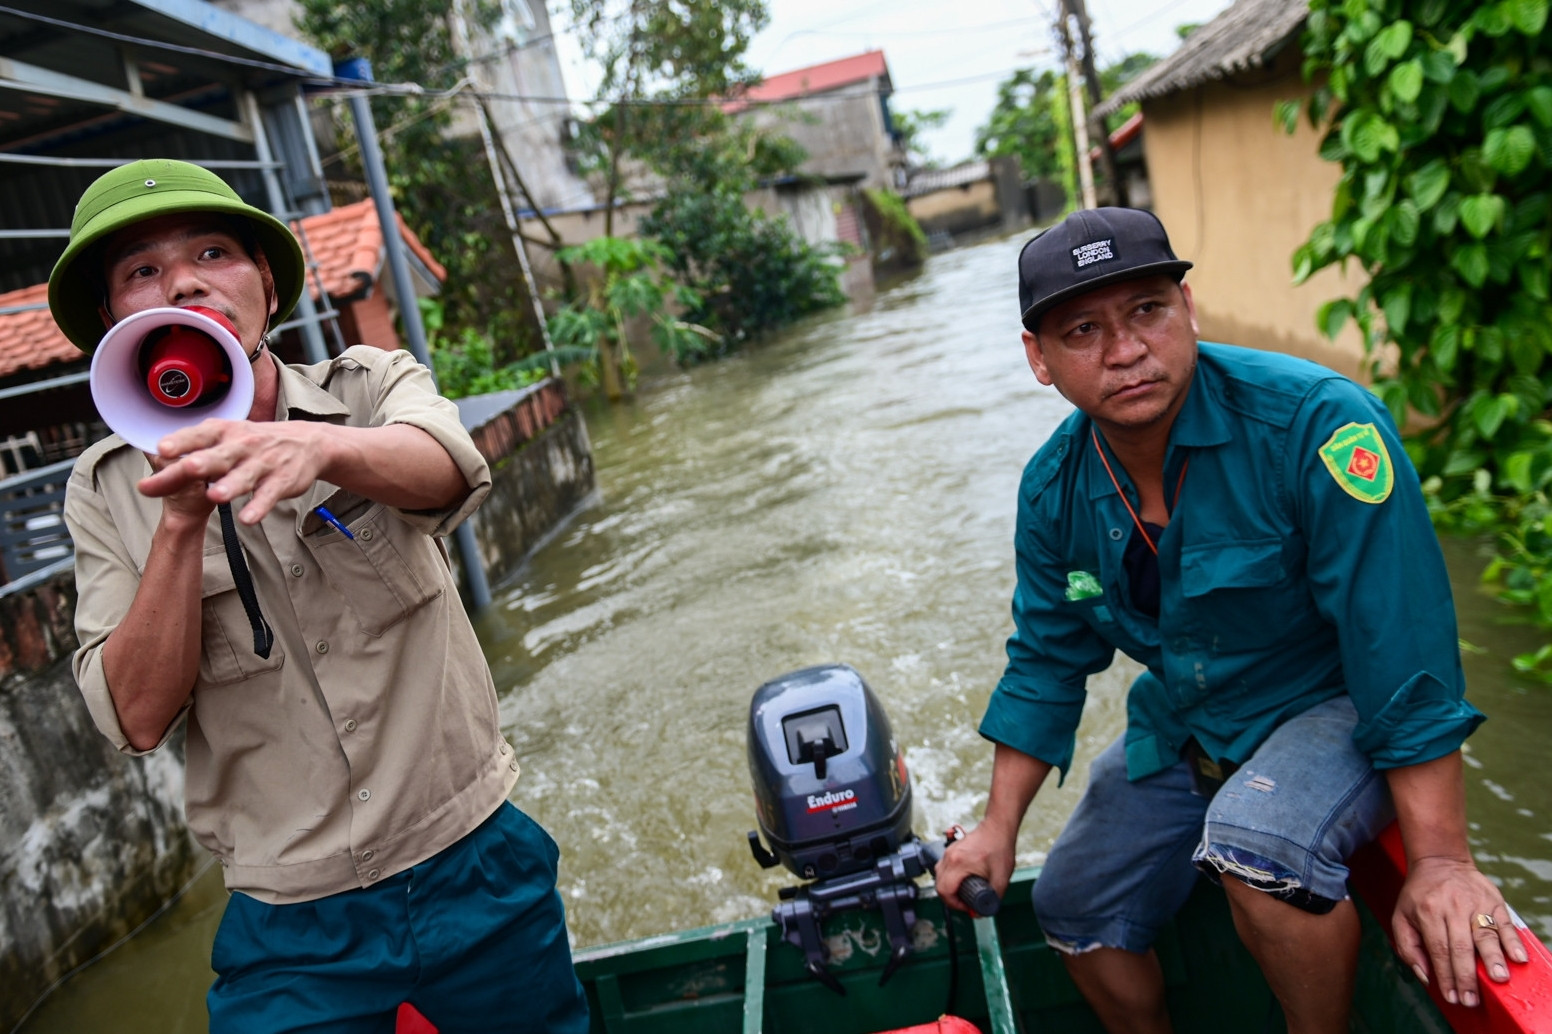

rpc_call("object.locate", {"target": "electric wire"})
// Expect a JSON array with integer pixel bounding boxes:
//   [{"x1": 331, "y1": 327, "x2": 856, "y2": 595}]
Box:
[{"x1": 0, "y1": 3, "x2": 1033, "y2": 118}]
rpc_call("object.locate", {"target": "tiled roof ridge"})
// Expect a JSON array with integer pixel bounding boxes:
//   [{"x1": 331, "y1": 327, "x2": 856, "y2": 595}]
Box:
[
  {"x1": 1095, "y1": 0, "x2": 1308, "y2": 117},
  {"x1": 724, "y1": 50, "x2": 890, "y2": 112}
]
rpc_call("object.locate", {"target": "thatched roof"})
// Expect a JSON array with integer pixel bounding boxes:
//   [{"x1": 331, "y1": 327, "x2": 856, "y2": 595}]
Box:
[{"x1": 1094, "y1": 0, "x2": 1308, "y2": 117}]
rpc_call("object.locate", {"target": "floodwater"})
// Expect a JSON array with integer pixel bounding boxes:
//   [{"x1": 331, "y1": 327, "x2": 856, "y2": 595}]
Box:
[{"x1": 19, "y1": 234, "x2": 1552, "y2": 1030}]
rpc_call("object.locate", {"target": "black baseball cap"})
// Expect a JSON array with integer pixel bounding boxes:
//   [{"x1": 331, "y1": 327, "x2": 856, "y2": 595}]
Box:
[{"x1": 1018, "y1": 207, "x2": 1193, "y2": 332}]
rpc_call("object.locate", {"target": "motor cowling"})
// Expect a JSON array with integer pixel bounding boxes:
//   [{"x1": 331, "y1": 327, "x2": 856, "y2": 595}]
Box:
[{"x1": 747, "y1": 663, "x2": 913, "y2": 882}]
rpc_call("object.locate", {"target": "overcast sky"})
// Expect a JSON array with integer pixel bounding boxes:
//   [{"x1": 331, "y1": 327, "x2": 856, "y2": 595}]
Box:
[{"x1": 550, "y1": 0, "x2": 1237, "y2": 166}]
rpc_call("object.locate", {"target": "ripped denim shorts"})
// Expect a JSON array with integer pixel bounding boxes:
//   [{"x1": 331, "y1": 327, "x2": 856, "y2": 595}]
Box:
[{"x1": 1029, "y1": 695, "x2": 1395, "y2": 955}]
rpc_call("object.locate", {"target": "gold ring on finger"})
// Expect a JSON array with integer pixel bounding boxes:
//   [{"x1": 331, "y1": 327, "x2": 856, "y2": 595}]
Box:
[{"x1": 1474, "y1": 912, "x2": 1497, "y2": 930}]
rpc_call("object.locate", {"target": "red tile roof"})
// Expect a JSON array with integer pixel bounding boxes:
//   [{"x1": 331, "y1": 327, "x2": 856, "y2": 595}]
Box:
[
  {"x1": 0, "y1": 200, "x2": 447, "y2": 381},
  {"x1": 0, "y1": 283, "x2": 79, "y2": 380},
  {"x1": 292, "y1": 199, "x2": 447, "y2": 301},
  {"x1": 725, "y1": 50, "x2": 890, "y2": 113}
]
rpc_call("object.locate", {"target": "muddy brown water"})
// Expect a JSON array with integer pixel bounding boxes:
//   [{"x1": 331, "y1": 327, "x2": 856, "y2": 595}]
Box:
[{"x1": 19, "y1": 234, "x2": 1552, "y2": 1030}]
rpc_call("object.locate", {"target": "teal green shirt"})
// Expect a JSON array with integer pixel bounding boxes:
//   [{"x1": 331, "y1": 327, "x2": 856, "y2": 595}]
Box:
[{"x1": 980, "y1": 343, "x2": 1484, "y2": 781}]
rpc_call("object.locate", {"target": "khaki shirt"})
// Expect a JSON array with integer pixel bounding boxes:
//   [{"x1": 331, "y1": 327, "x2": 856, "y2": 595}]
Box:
[{"x1": 65, "y1": 346, "x2": 519, "y2": 904}]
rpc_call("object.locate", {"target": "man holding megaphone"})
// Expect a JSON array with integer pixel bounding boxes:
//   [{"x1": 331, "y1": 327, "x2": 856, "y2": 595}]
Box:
[{"x1": 55, "y1": 160, "x2": 589, "y2": 1032}]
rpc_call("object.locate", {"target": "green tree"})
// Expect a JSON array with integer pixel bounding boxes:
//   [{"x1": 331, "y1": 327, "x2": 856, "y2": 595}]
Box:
[
  {"x1": 546, "y1": 237, "x2": 719, "y2": 399},
  {"x1": 893, "y1": 107, "x2": 952, "y2": 169},
  {"x1": 975, "y1": 53, "x2": 1156, "y2": 187},
  {"x1": 975, "y1": 69, "x2": 1065, "y2": 180},
  {"x1": 565, "y1": 0, "x2": 769, "y2": 233},
  {"x1": 296, "y1": 0, "x2": 543, "y2": 366},
  {"x1": 1288, "y1": 0, "x2": 1552, "y2": 667},
  {"x1": 638, "y1": 116, "x2": 845, "y2": 345}
]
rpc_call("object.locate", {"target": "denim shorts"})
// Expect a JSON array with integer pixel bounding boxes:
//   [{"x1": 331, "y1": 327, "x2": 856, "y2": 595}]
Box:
[
  {"x1": 1029, "y1": 696, "x2": 1395, "y2": 955},
  {"x1": 207, "y1": 802, "x2": 590, "y2": 1034}
]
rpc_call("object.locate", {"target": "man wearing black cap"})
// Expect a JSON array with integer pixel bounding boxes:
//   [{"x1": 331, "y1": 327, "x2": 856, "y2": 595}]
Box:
[{"x1": 934, "y1": 208, "x2": 1523, "y2": 1033}]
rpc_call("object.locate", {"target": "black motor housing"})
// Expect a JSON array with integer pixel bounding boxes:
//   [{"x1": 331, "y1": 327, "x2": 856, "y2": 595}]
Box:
[{"x1": 747, "y1": 663, "x2": 913, "y2": 881}]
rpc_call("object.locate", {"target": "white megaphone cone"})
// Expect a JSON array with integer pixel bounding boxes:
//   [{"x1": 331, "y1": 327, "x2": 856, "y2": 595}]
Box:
[{"x1": 90, "y1": 306, "x2": 255, "y2": 452}]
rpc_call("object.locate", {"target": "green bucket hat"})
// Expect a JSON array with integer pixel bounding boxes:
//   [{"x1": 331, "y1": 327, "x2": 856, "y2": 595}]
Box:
[{"x1": 47, "y1": 159, "x2": 306, "y2": 353}]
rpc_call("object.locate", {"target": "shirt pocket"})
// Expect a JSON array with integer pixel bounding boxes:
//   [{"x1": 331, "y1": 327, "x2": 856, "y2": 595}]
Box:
[
  {"x1": 303, "y1": 499, "x2": 447, "y2": 636},
  {"x1": 198, "y1": 550, "x2": 287, "y2": 687},
  {"x1": 1178, "y1": 538, "x2": 1291, "y2": 650}
]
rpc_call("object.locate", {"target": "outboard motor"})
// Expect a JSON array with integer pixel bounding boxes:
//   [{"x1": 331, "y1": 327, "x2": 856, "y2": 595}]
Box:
[{"x1": 745, "y1": 664, "x2": 997, "y2": 993}]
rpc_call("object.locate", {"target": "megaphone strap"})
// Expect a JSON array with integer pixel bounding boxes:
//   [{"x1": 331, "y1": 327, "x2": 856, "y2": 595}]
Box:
[{"x1": 217, "y1": 503, "x2": 274, "y2": 659}]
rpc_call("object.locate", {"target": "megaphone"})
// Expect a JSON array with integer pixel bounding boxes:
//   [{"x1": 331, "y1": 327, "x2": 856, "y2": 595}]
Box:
[{"x1": 89, "y1": 306, "x2": 255, "y2": 452}]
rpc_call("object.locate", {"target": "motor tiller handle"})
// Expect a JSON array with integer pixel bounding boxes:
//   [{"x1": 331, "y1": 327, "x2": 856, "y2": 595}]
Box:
[
  {"x1": 956, "y1": 873, "x2": 1001, "y2": 917},
  {"x1": 932, "y1": 825, "x2": 1003, "y2": 917}
]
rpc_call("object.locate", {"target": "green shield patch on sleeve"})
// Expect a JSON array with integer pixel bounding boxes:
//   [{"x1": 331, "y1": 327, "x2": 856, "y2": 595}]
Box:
[{"x1": 1317, "y1": 421, "x2": 1394, "y2": 504}]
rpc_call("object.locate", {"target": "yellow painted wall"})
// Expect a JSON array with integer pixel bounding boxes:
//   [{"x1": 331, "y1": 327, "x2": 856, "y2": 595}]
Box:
[
  {"x1": 906, "y1": 180, "x2": 1000, "y2": 233},
  {"x1": 1141, "y1": 61, "x2": 1369, "y2": 380}
]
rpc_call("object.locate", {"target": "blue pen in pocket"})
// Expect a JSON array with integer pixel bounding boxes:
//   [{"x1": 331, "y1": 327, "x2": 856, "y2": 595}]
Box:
[{"x1": 314, "y1": 505, "x2": 355, "y2": 540}]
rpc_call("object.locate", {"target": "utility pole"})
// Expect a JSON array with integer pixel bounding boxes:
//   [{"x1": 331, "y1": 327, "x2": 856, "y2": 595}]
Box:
[
  {"x1": 448, "y1": 0, "x2": 560, "y2": 376},
  {"x1": 1068, "y1": 0, "x2": 1127, "y2": 207},
  {"x1": 1055, "y1": 0, "x2": 1097, "y2": 210},
  {"x1": 334, "y1": 56, "x2": 493, "y2": 612}
]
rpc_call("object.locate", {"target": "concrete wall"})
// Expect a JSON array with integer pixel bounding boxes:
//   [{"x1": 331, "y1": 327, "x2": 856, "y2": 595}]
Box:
[
  {"x1": 448, "y1": 0, "x2": 596, "y2": 212},
  {"x1": 746, "y1": 84, "x2": 904, "y2": 190},
  {"x1": 908, "y1": 180, "x2": 1001, "y2": 236},
  {"x1": 0, "y1": 569, "x2": 198, "y2": 1032},
  {"x1": 1140, "y1": 54, "x2": 1368, "y2": 379},
  {"x1": 455, "y1": 380, "x2": 597, "y2": 590}
]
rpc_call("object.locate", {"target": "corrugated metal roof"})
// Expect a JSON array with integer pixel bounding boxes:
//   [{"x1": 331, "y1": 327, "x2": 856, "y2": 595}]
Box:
[
  {"x1": 0, "y1": 200, "x2": 446, "y2": 379},
  {"x1": 1094, "y1": 0, "x2": 1307, "y2": 117},
  {"x1": 725, "y1": 50, "x2": 890, "y2": 112},
  {"x1": 902, "y1": 161, "x2": 991, "y2": 198}
]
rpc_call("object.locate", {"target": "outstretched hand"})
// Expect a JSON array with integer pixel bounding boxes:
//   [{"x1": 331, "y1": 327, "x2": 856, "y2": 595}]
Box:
[
  {"x1": 138, "y1": 418, "x2": 327, "y2": 525},
  {"x1": 1392, "y1": 855, "x2": 1528, "y2": 1008}
]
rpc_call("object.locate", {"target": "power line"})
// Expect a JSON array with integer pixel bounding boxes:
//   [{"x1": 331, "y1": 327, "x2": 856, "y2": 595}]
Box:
[
  {"x1": 778, "y1": 16, "x2": 1046, "y2": 40},
  {"x1": 0, "y1": 6, "x2": 1030, "y2": 128}
]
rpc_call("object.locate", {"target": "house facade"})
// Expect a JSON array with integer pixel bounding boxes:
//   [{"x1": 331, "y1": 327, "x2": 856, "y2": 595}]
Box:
[
  {"x1": 729, "y1": 50, "x2": 908, "y2": 192},
  {"x1": 1095, "y1": 0, "x2": 1367, "y2": 378}
]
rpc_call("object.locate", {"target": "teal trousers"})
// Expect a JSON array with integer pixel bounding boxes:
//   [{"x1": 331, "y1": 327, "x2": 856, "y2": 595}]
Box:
[{"x1": 207, "y1": 803, "x2": 589, "y2": 1034}]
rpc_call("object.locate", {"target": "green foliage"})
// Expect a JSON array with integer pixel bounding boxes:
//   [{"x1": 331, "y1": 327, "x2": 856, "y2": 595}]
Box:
[
  {"x1": 975, "y1": 53, "x2": 1156, "y2": 190},
  {"x1": 546, "y1": 237, "x2": 721, "y2": 393},
  {"x1": 564, "y1": 0, "x2": 839, "y2": 357},
  {"x1": 296, "y1": 0, "x2": 541, "y2": 366},
  {"x1": 975, "y1": 69, "x2": 1066, "y2": 181},
  {"x1": 635, "y1": 113, "x2": 846, "y2": 345},
  {"x1": 861, "y1": 188, "x2": 929, "y2": 268},
  {"x1": 893, "y1": 108, "x2": 952, "y2": 169},
  {"x1": 565, "y1": 0, "x2": 769, "y2": 219},
  {"x1": 1293, "y1": 0, "x2": 1552, "y2": 674},
  {"x1": 422, "y1": 298, "x2": 550, "y2": 399}
]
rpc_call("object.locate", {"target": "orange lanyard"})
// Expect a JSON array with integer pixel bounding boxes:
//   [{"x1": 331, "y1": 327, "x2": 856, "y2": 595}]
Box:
[{"x1": 1091, "y1": 427, "x2": 1188, "y2": 557}]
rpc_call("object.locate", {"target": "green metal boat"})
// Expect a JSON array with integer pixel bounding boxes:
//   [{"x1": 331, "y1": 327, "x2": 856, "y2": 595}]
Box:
[
  {"x1": 396, "y1": 662, "x2": 1552, "y2": 1034},
  {"x1": 568, "y1": 857, "x2": 1451, "y2": 1034}
]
